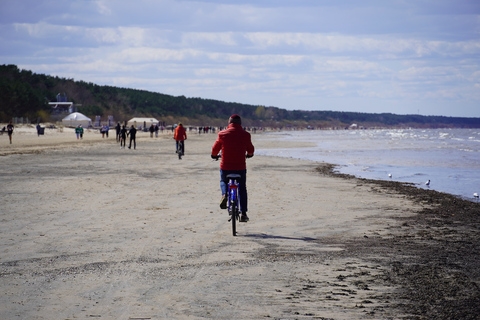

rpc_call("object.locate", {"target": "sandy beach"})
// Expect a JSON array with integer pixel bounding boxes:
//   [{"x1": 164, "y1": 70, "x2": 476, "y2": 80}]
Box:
[{"x1": 1, "y1": 126, "x2": 479, "y2": 319}]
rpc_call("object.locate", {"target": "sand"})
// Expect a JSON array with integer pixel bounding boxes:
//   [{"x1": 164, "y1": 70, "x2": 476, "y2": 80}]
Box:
[{"x1": 1, "y1": 126, "x2": 479, "y2": 319}]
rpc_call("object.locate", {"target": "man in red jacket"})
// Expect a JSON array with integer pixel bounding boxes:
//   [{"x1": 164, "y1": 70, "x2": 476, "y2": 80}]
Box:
[
  {"x1": 174, "y1": 123, "x2": 187, "y2": 156},
  {"x1": 211, "y1": 115, "x2": 254, "y2": 222}
]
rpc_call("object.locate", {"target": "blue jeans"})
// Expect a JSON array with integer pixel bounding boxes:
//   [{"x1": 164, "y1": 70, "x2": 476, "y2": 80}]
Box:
[{"x1": 220, "y1": 169, "x2": 248, "y2": 213}]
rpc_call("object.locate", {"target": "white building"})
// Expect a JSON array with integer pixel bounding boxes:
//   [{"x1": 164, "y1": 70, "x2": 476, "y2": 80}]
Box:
[
  {"x1": 62, "y1": 112, "x2": 92, "y2": 128},
  {"x1": 127, "y1": 117, "x2": 159, "y2": 129}
]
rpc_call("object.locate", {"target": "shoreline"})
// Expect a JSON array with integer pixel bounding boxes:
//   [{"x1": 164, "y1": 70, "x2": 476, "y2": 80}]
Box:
[
  {"x1": 0, "y1": 131, "x2": 479, "y2": 319},
  {"x1": 256, "y1": 128, "x2": 480, "y2": 202}
]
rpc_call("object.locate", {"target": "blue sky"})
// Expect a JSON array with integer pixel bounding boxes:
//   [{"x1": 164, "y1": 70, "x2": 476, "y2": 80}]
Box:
[{"x1": 1, "y1": 0, "x2": 479, "y2": 117}]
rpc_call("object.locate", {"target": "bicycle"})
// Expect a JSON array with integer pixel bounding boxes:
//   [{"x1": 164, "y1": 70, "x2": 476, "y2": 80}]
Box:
[
  {"x1": 176, "y1": 140, "x2": 184, "y2": 159},
  {"x1": 212, "y1": 154, "x2": 252, "y2": 236}
]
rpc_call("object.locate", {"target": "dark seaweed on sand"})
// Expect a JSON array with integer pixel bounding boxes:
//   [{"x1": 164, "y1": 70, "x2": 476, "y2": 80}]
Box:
[{"x1": 317, "y1": 163, "x2": 480, "y2": 320}]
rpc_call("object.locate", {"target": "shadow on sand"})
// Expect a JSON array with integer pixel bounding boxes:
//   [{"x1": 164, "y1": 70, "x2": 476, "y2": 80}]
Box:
[{"x1": 242, "y1": 233, "x2": 317, "y2": 242}]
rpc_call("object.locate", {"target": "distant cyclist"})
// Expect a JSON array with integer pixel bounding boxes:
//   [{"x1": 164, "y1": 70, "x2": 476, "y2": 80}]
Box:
[
  {"x1": 211, "y1": 114, "x2": 254, "y2": 222},
  {"x1": 174, "y1": 123, "x2": 187, "y2": 156}
]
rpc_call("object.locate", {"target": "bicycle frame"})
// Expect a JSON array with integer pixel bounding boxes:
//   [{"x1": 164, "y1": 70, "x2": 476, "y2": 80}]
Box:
[{"x1": 227, "y1": 174, "x2": 241, "y2": 236}]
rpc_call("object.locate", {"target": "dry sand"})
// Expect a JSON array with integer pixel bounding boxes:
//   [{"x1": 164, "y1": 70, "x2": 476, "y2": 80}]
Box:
[{"x1": 1, "y1": 126, "x2": 479, "y2": 319}]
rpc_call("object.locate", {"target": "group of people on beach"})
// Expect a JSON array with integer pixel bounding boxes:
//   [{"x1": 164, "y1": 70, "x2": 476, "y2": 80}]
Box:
[
  {"x1": 4, "y1": 114, "x2": 255, "y2": 222},
  {"x1": 100, "y1": 125, "x2": 110, "y2": 138},
  {"x1": 115, "y1": 123, "x2": 137, "y2": 149},
  {"x1": 75, "y1": 125, "x2": 84, "y2": 139},
  {"x1": 1, "y1": 121, "x2": 14, "y2": 144}
]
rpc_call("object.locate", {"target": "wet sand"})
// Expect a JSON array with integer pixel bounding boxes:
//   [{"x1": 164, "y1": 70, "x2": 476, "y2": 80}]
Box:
[{"x1": 1, "y1": 127, "x2": 479, "y2": 319}]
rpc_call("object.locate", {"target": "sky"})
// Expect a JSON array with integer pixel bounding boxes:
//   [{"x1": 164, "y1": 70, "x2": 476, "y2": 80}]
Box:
[{"x1": 1, "y1": 0, "x2": 479, "y2": 117}]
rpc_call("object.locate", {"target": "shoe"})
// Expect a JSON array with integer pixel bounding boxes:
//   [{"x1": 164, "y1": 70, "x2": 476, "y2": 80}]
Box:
[
  {"x1": 220, "y1": 195, "x2": 227, "y2": 209},
  {"x1": 240, "y1": 213, "x2": 249, "y2": 222}
]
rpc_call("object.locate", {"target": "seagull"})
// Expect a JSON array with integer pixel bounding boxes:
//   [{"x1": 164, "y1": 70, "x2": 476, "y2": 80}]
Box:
[
  {"x1": 388, "y1": 173, "x2": 392, "y2": 178},
  {"x1": 425, "y1": 180, "x2": 430, "y2": 186},
  {"x1": 474, "y1": 193, "x2": 479, "y2": 199}
]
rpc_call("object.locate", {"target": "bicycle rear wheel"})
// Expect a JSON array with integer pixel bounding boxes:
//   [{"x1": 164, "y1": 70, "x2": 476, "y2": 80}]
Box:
[
  {"x1": 231, "y1": 193, "x2": 237, "y2": 236},
  {"x1": 177, "y1": 141, "x2": 183, "y2": 159},
  {"x1": 227, "y1": 174, "x2": 242, "y2": 237}
]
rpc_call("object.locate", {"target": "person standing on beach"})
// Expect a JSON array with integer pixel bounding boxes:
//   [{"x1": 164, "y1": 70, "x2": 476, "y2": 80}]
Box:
[
  {"x1": 127, "y1": 125, "x2": 137, "y2": 149},
  {"x1": 149, "y1": 124, "x2": 155, "y2": 138},
  {"x1": 7, "y1": 121, "x2": 14, "y2": 144},
  {"x1": 115, "y1": 122, "x2": 121, "y2": 142},
  {"x1": 174, "y1": 123, "x2": 187, "y2": 156},
  {"x1": 120, "y1": 125, "x2": 127, "y2": 148},
  {"x1": 211, "y1": 114, "x2": 254, "y2": 222}
]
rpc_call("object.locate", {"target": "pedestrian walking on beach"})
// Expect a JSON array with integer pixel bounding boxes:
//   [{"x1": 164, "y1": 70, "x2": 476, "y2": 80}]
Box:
[
  {"x1": 7, "y1": 121, "x2": 14, "y2": 144},
  {"x1": 120, "y1": 125, "x2": 127, "y2": 148},
  {"x1": 127, "y1": 125, "x2": 137, "y2": 149},
  {"x1": 174, "y1": 123, "x2": 187, "y2": 157},
  {"x1": 75, "y1": 125, "x2": 83, "y2": 140},
  {"x1": 115, "y1": 122, "x2": 121, "y2": 142},
  {"x1": 149, "y1": 124, "x2": 155, "y2": 138}
]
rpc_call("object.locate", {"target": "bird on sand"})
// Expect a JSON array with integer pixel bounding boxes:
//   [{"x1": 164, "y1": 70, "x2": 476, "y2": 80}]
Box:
[
  {"x1": 474, "y1": 193, "x2": 479, "y2": 199},
  {"x1": 388, "y1": 173, "x2": 392, "y2": 178}
]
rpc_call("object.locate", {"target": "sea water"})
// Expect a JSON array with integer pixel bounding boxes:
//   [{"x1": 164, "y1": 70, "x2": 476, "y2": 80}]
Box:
[{"x1": 255, "y1": 128, "x2": 480, "y2": 201}]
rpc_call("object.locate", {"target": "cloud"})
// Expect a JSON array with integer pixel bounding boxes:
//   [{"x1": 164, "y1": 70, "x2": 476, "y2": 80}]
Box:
[{"x1": 1, "y1": 0, "x2": 480, "y2": 117}]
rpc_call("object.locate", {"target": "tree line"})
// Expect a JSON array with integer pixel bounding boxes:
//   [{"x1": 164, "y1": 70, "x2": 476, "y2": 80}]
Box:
[{"x1": 1, "y1": 64, "x2": 479, "y2": 128}]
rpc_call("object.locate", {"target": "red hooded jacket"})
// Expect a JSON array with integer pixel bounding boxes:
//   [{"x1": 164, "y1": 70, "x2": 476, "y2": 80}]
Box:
[
  {"x1": 211, "y1": 123, "x2": 254, "y2": 170},
  {"x1": 174, "y1": 125, "x2": 187, "y2": 141}
]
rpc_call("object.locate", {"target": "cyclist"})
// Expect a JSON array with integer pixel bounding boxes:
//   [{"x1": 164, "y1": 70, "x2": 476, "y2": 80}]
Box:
[
  {"x1": 211, "y1": 114, "x2": 254, "y2": 222},
  {"x1": 174, "y1": 123, "x2": 187, "y2": 156}
]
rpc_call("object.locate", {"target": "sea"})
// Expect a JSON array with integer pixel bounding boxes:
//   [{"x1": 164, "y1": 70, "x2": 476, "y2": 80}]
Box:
[{"x1": 255, "y1": 128, "x2": 480, "y2": 201}]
